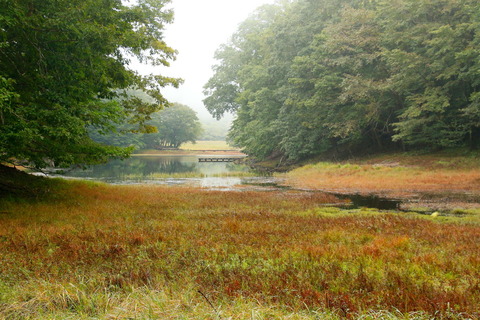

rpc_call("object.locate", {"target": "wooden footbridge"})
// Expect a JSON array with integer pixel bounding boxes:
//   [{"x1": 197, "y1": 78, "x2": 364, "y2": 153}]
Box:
[{"x1": 198, "y1": 157, "x2": 242, "y2": 162}]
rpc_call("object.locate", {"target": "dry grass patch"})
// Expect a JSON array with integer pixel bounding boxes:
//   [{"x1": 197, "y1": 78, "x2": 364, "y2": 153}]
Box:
[
  {"x1": 0, "y1": 181, "x2": 479, "y2": 319},
  {"x1": 283, "y1": 158, "x2": 480, "y2": 198}
]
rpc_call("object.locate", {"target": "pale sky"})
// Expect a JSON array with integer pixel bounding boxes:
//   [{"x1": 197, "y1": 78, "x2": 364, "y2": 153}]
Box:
[{"x1": 137, "y1": 0, "x2": 277, "y2": 120}]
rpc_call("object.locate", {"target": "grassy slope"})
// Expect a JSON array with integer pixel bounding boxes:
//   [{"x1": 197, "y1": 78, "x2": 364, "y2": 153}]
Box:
[{"x1": 0, "y1": 178, "x2": 479, "y2": 319}]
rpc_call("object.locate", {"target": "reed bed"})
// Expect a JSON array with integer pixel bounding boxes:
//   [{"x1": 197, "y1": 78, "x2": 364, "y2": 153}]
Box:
[
  {"x1": 145, "y1": 172, "x2": 206, "y2": 179},
  {"x1": 0, "y1": 181, "x2": 479, "y2": 319},
  {"x1": 283, "y1": 160, "x2": 480, "y2": 197},
  {"x1": 211, "y1": 171, "x2": 257, "y2": 178}
]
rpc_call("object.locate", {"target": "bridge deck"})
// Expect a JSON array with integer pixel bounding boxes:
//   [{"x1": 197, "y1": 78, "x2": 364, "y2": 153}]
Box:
[{"x1": 198, "y1": 157, "x2": 240, "y2": 162}]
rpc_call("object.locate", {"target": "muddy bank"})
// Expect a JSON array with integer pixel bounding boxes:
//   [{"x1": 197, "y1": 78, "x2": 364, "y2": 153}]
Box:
[
  {"x1": 236, "y1": 175, "x2": 480, "y2": 214},
  {"x1": 279, "y1": 182, "x2": 480, "y2": 213},
  {"x1": 334, "y1": 189, "x2": 480, "y2": 214}
]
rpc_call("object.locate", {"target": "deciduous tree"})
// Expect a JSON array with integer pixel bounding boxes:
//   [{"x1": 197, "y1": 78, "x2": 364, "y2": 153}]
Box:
[
  {"x1": 142, "y1": 103, "x2": 202, "y2": 149},
  {"x1": 0, "y1": 0, "x2": 180, "y2": 168},
  {"x1": 204, "y1": 0, "x2": 480, "y2": 161}
]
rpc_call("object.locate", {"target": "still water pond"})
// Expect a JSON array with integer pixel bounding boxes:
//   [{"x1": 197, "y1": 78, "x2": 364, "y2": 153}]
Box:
[
  {"x1": 56, "y1": 155, "x2": 403, "y2": 209},
  {"x1": 58, "y1": 155, "x2": 277, "y2": 189}
]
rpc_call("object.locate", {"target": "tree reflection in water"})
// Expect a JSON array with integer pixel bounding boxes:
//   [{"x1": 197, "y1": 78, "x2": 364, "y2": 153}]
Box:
[{"x1": 62, "y1": 156, "x2": 250, "y2": 184}]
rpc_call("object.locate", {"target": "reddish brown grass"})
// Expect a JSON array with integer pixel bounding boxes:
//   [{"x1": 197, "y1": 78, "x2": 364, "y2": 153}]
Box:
[
  {"x1": 284, "y1": 157, "x2": 480, "y2": 199},
  {"x1": 0, "y1": 182, "x2": 479, "y2": 318}
]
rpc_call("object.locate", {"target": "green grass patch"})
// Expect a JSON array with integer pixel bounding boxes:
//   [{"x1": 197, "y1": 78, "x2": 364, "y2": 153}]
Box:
[
  {"x1": 122, "y1": 172, "x2": 207, "y2": 179},
  {"x1": 180, "y1": 140, "x2": 238, "y2": 151},
  {"x1": 211, "y1": 171, "x2": 257, "y2": 178}
]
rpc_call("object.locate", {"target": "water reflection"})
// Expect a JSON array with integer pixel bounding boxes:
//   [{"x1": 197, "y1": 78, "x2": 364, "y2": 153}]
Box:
[
  {"x1": 59, "y1": 155, "x2": 258, "y2": 188},
  {"x1": 56, "y1": 157, "x2": 405, "y2": 210}
]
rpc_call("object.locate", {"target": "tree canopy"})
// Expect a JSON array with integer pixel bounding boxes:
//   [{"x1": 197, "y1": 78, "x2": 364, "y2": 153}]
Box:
[
  {"x1": 0, "y1": 0, "x2": 180, "y2": 168},
  {"x1": 203, "y1": 0, "x2": 480, "y2": 161},
  {"x1": 142, "y1": 103, "x2": 203, "y2": 149}
]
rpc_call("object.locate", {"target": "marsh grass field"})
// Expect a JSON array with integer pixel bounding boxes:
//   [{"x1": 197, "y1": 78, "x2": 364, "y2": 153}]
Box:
[
  {"x1": 0, "y1": 176, "x2": 479, "y2": 319},
  {"x1": 283, "y1": 152, "x2": 480, "y2": 204}
]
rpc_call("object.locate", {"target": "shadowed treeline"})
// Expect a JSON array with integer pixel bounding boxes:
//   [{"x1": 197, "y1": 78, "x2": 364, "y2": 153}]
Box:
[{"x1": 204, "y1": 0, "x2": 480, "y2": 162}]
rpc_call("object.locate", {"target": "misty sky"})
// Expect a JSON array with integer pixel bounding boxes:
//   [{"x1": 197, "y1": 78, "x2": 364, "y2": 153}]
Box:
[{"x1": 137, "y1": 0, "x2": 276, "y2": 120}]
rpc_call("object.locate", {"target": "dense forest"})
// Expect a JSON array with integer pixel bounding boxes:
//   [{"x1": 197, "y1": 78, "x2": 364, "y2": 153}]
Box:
[{"x1": 204, "y1": 0, "x2": 480, "y2": 161}]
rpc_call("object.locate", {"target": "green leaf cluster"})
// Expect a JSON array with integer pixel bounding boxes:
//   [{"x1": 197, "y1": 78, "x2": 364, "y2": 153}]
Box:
[
  {"x1": 0, "y1": 0, "x2": 180, "y2": 168},
  {"x1": 203, "y1": 0, "x2": 480, "y2": 161}
]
